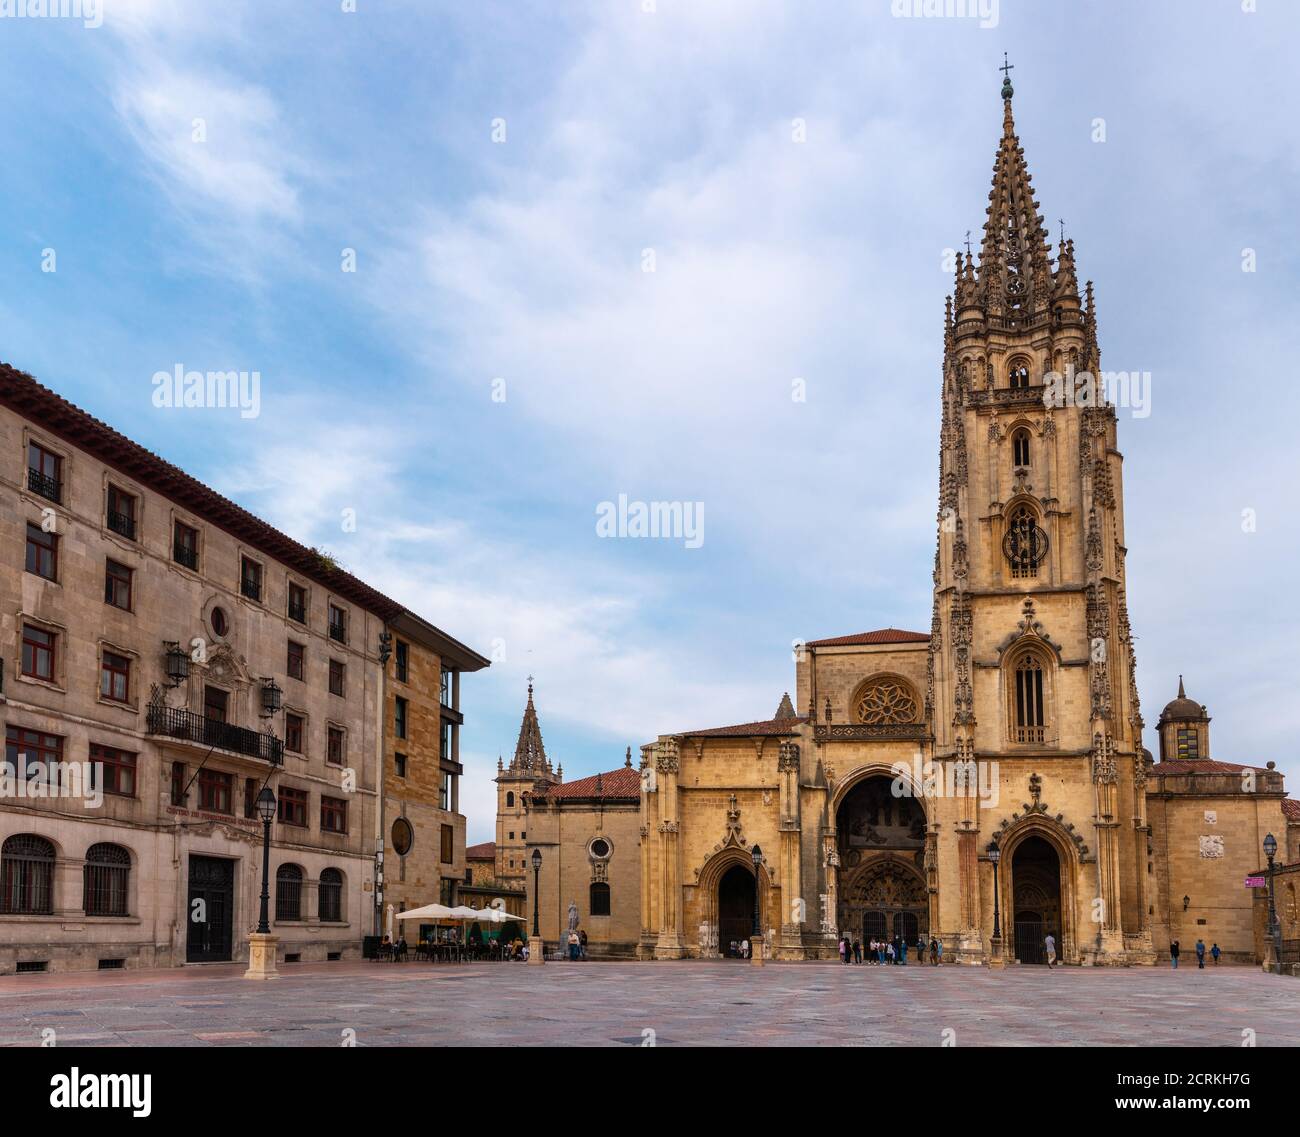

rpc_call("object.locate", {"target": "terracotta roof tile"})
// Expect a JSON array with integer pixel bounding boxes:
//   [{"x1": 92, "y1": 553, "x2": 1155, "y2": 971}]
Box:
[
  {"x1": 1282, "y1": 799, "x2": 1300, "y2": 822},
  {"x1": 533, "y1": 767, "x2": 640, "y2": 802},
  {"x1": 806, "y1": 628, "x2": 930, "y2": 648},
  {"x1": 465, "y1": 841, "x2": 496, "y2": 860},
  {"x1": 680, "y1": 715, "x2": 806, "y2": 739},
  {"x1": 1154, "y1": 759, "x2": 1273, "y2": 776}
]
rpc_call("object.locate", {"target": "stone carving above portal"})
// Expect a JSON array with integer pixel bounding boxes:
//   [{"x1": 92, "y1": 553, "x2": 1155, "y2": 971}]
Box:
[{"x1": 852, "y1": 675, "x2": 920, "y2": 726}]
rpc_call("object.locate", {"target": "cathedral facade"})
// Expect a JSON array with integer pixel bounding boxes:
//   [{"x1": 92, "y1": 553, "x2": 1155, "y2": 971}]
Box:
[{"x1": 635, "y1": 78, "x2": 1293, "y2": 966}]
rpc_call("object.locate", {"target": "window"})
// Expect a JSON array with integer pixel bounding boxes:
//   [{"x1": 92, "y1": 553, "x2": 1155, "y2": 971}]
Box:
[
  {"x1": 173, "y1": 521, "x2": 199, "y2": 570},
  {"x1": 287, "y1": 640, "x2": 305, "y2": 681},
  {"x1": 244, "y1": 777, "x2": 258, "y2": 819},
  {"x1": 240, "y1": 556, "x2": 262, "y2": 601},
  {"x1": 6, "y1": 726, "x2": 63, "y2": 783},
  {"x1": 107, "y1": 485, "x2": 137, "y2": 540},
  {"x1": 391, "y1": 818, "x2": 414, "y2": 856},
  {"x1": 1012, "y1": 428, "x2": 1031, "y2": 467},
  {"x1": 170, "y1": 761, "x2": 187, "y2": 806},
  {"x1": 440, "y1": 824, "x2": 453, "y2": 864},
  {"x1": 441, "y1": 772, "x2": 452, "y2": 811},
  {"x1": 329, "y1": 659, "x2": 345, "y2": 697},
  {"x1": 84, "y1": 843, "x2": 130, "y2": 917},
  {"x1": 441, "y1": 719, "x2": 454, "y2": 762},
  {"x1": 1, "y1": 834, "x2": 56, "y2": 915},
  {"x1": 321, "y1": 796, "x2": 348, "y2": 834},
  {"x1": 590, "y1": 881, "x2": 611, "y2": 917},
  {"x1": 210, "y1": 606, "x2": 229, "y2": 638},
  {"x1": 328, "y1": 604, "x2": 347, "y2": 643},
  {"x1": 1176, "y1": 727, "x2": 1200, "y2": 759},
  {"x1": 100, "y1": 650, "x2": 132, "y2": 703},
  {"x1": 288, "y1": 582, "x2": 307, "y2": 624},
  {"x1": 327, "y1": 726, "x2": 345, "y2": 766},
  {"x1": 440, "y1": 668, "x2": 455, "y2": 708},
  {"x1": 395, "y1": 641, "x2": 409, "y2": 682},
  {"x1": 25, "y1": 522, "x2": 58, "y2": 580},
  {"x1": 197, "y1": 769, "x2": 233, "y2": 814},
  {"x1": 91, "y1": 744, "x2": 136, "y2": 797},
  {"x1": 27, "y1": 442, "x2": 62, "y2": 503},
  {"x1": 1013, "y1": 654, "x2": 1046, "y2": 744},
  {"x1": 1005, "y1": 504, "x2": 1047, "y2": 579},
  {"x1": 104, "y1": 559, "x2": 133, "y2": 610},
  {"x1": 284, "y1": 712, "x2": 304, "y2": 754},
  {"x1": 506, "y1": 791, "x2": 515, "y2": 808},
  {"x1": 278, "y1": 786, "x2": 308, "y2": 827},
  {"x1": 204, "y1": 686, "x2": 228, "y2": 722},
  {"x1": 394, "y1": 696, "x2": 408, "y2": 739},
  {"x1": 1009, "y1": 363, "x2": 1031, "y2": 389},
  {"x1": 319, "y1": 868, "x2": 343, "y2": 922},
  {"x1": 276, "y1": 864, "x2": 303, "y2": 921},
  {"x1": 21, "y1": 624, "x2": 56, "y2": 682},
  {"x1": 394, "y1": 752, "x2": 407, "y2": 778}
]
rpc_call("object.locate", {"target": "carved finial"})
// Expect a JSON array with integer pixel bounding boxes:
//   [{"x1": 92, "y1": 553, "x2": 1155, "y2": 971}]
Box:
[
  {"x1": 999, "y1": 52, "x2": 1014, "y2": 100},
  {"x1": 1177, "y1": 674, "x2": 1185, "y2": 699},
  {"x1": 624, "y1": 745, "x2": 632, "y2": 768}
]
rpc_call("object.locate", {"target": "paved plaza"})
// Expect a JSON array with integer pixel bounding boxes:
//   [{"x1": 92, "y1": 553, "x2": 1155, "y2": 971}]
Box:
[{"x1": 0, "y1": 960, "x2": 1296, "y2": 1047}]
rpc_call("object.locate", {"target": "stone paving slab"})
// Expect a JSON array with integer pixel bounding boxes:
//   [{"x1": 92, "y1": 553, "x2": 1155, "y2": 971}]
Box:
[{"x1": 0, "y1": 960, "x2": 1295, "y2": 1046}]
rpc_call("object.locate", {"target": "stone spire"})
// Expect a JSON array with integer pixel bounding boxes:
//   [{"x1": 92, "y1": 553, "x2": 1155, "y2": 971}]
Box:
[
  {"x1": 775, "y1": 692, "x2": 796, "y2": 719},
  {"x1": 508, "y1": 677, "x2": 553, "y2": 775}
]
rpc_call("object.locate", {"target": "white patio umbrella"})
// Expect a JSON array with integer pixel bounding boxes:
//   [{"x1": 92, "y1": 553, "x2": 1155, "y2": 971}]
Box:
[
  {"x1": 472, "y1": 907, "x2": 518, "y2": 924},
  {"x1": 447, "y1": 905, "x2": 480, "y2": 920},
  {"x1": 396, "y1": 903, "x2": 458, "y2": 921}
]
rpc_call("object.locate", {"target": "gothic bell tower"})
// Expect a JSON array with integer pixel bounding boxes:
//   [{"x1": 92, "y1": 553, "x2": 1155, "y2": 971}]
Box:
[{"x1": 926, "y1": 64, "x2": 1149, "y2": 964}]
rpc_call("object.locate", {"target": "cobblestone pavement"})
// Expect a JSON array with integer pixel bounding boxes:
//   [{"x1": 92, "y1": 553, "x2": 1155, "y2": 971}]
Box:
[{"x1": 0, "y1": 960, "x2": 1295, "y2": 1046}]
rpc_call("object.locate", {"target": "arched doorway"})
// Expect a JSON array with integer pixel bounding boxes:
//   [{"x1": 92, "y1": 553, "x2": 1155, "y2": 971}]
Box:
[
  {"x1": 1011, "y1": 835, "x2": 1062, "y2": 964},
  {"x1": 835, "y1": 774, "x2": 928, "y2": 939},
  {"x1": 717, "y1": 864, "x2": 755, "y2": 958}
]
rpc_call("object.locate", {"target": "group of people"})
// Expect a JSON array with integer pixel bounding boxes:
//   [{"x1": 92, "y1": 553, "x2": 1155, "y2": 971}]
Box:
[
  {"x1": 1169, "y1": 939, "x2": 1220, "y2": 969},
  {"x1": 727, "y1": 939, "x2": 754, "y2": 959},
  {"x1": 566, "y1": 928, "x2": 589, "y2": 960},
  {"x1": 839, "y1": 934, "x2": 943, "y2": 965}
]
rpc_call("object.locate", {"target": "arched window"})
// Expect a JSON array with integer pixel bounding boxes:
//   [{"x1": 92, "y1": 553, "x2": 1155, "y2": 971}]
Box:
[
  {"x1": 1, "y1": 834, "x2": 55, "y2": 914},
  {"x1": 589, "y1": 881, "x2": 611, "y2": 917},
  {"x1": 84, "y1": 843, "x2": 130, "y2": 917},
  {"x1": 275, "y1": 864, "x2": 303, "y2": 922},
  {"x1": 1004, "y1": 504, "x2": 1047, "y2": 579},
  {"x1": 506, "y1": 791, "x2": 514, "y2": 808},
  {"x1": 1012, "y1": 428, "x2": 1031, "y2": 468},
  {"x1": 319, "y1": 868, "x2": 343, "y2": 923},
  {"x1": 1009, "y1": 362, "x2": 1031, "y2": 389},
  {"x1": 1013, "y1": 654, "x2": 1046, "y2": 744}
]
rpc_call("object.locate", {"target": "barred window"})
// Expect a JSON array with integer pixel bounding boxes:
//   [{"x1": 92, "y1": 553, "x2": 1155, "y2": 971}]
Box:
[
  {"x1": 1013, "y1": 654, "x2": 1046, "y2": 744},
  {"x1": 1, "y1": 834, "x2": 55, "y2": 915},
  {"x1": 275, "y1": 864, "x2": 303, "y2": 922},
  {"x1": 84, "y1": 843, "x2": 130, "y2": 917},
  {"x1": 319, "y1": 868, "x2": 343, "y2": 923}
]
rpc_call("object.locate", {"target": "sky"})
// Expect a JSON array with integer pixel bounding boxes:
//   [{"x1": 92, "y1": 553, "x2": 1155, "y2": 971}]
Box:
[{"x1": 1, "y1": 0, "x2": 1297, "y2": 843}]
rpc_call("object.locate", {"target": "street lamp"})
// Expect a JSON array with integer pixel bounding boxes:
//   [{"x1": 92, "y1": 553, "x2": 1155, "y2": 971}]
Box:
[
  {"x1": 255, "y1": 787, "x2": 277, "y2": 933},
  {"x1": 259, "y1": 678, "x2": 283, "y2": 717},
  {"x1": 750, "y1": 844, "x2": 764, "y2": 937},
  {"x1": 163, "y1": 642, "x2": 190, "y2": 688},
  {"x1": 988, "y1": 841, "x2": 1005, "y2": 969},
  {"x1": 531, "y1": 848, "x2": 542, "y2": 938},
  {"x1": 1264, "y1": 833, "x2": 1281, "y2": 975}
]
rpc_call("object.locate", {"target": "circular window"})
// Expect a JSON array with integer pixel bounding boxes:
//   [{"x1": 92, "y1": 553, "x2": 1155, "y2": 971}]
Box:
[
  {"x1": 210, "y1": 606, "x2": 229, "y2": 637},
  {"x1": 589, "y1": 837, "x2": 611, "y2": 860},
  {"x1": 391, "y1": 818, "x2": 413, "y2": 857}
]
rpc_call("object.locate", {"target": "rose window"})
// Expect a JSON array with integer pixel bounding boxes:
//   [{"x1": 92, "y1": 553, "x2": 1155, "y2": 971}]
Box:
[{"x1": 855, "y1": 680, "x2": 918, "y2": 725}]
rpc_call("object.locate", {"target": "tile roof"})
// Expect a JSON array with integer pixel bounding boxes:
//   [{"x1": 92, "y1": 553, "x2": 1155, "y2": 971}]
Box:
[
  {"x1": 532, "y1": 767, "x2": 641, "y2": 802},
  {"x1": 1154, "y1": 759, "x2": 1273, "y2": 776},
  {"x1": 465, "y1": 841, "x2": 496, "y2": 860},
  {"x1": 806, "y1": 628, "x2": 930, "y2": 647},
  {"x1": 679, "y1": 715, "x2": 806, "y2": 739},
  {"x1": 1282, "y1": 799, "x2": 1300, "y2": 822}
]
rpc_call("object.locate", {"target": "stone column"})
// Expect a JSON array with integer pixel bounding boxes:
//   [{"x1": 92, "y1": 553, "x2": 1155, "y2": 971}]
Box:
[
  {"x1": 653, "y1": 740, "x2": 686, "y2": 959},
  {"x1": 777, "y1": 740, "x2": 804, "y2": 958}
]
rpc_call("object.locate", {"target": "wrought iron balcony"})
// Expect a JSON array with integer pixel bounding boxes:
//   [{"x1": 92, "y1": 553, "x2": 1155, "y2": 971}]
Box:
[
  {"x1": 288, "y1": 602, "x2": 307, "y2": 624},
  {"x1": 328, "y1": 622, "x2": 347, "y2": 643},
  {"x1": 147, "y1": 703, "x2": 284, "y2": 765},
  {"x1": 27, "y1": 468, "x2": 61, "y2": 504},
  {"x1": 240, "y1": 576, "x2": 262, "y2": 602},
  {"x1": 108, "y1": 510, "x2": 137, "y2": 540},
  {"x1": 173, "y1": 541, "x2": 199, "y2": 570}
]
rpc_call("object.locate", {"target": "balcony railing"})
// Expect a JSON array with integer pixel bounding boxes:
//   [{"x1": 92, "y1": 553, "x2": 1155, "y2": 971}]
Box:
[
  {"x1": 1013, "y1": 725, "x2": 1046, "y2": 744},
  {"x1": 288, "y1": 602, "x2": 307, "y2": 624},
  {"x1": 27, "y1": 468, "x2": 61, "y2": 504},
  {"x1": 328, "y1": 622, "x2": 347, "y2": 643},
  {"x1": 173, "y1": 541, "x2": 199, "y2": 570},
  {"x1": 241, "y1": 576, "x2": 262, "y2": 602},
  {"x1": 107, "y1": 511, "x2": 136, "y2": 540},
  {"x1": 147, "y1": 703, "x2": 284, "y2": 766}
]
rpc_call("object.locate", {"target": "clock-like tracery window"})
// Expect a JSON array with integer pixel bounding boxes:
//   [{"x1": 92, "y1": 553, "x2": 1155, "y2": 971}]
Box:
[{"x1": 854, "y1": 678, "x2": 919, "y2": 725}]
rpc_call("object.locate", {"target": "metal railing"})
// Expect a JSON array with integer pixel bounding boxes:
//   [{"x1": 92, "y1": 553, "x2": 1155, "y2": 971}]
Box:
[
  {"x1": 240, "y1": 576, "x2": 261, "y2": 602},
  {"x1": 107, "y1": 510, "x2": 136, "y2": 540},
  {"x1": 27, "y1": 468, "x2": 61, "y2": 504},
  {"x1": 147, "y1": 703, "x2": 283, "y2": 765},
  {"x1": 173, "y1": 541, "x2": 199, "y2": 570}
]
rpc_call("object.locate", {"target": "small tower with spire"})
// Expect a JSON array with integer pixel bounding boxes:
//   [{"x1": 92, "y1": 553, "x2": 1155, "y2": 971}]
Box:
[
  {"x1": 1156, "y1": 676, "x2": 1211, "y2": 761},
  {"x1": 494, "y1": 678, "x2": 561, "y2": 885}
]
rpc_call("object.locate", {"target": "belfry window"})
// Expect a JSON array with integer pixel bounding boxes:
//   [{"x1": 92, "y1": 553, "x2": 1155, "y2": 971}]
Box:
[
  {"x1": 1009, "y1": 364, "x2": 1031, "y2": 389},
  {"x1": 1012, "y1": 428, "x2": 1031, "y2": 467},
  {"x1": 1003, "y1": 504, "x2": 1048, "y2": 579},
  {"x1": 1013, "y1": 655, "x2": 1046, "y2": 744}
]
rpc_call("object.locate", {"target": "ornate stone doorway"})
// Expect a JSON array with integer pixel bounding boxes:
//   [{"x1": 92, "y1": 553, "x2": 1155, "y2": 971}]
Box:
[
  {"x1": 843, "y1": 858, "x2": 928, "y2": 944},
  {"x1": 834, "y1": 774, "x2": 928, "y2": 939},
  {"x1": 1011, "y1": 835, "x2": 1062, "y2": 964},
  {"x1": 717, "y1": 864, "x2": 755, "y2": 958}
]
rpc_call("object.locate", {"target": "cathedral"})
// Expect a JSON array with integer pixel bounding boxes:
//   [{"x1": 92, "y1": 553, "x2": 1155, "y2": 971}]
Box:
[{"x1": 495, "y1": 75, "x2": 1298, "y2": 966}]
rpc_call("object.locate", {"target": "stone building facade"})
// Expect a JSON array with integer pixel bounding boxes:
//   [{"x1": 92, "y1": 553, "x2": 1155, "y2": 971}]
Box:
[
  {"x1": 0, "y1": 364, "x2": 484, "y2": 972},
  {"x1": 636, "y1": 80, "x2": 1293, "y2": 966}
]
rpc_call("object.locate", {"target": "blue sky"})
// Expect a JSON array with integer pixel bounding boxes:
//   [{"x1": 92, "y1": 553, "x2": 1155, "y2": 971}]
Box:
[{"x1": 2, "y1": 0, "x2": 1297, "y2": 842}]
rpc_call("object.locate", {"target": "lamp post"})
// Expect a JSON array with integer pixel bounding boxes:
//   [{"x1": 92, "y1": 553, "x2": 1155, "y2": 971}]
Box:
[
  {"x1": 528, "y1": 848, "x2": 545, "y2": 966},
  {"x1": 750, "y1": 844, "x2": 765, "y2": 967},
  {"x1": 1264, "y1": 833, "x2": 1282, "y2": 975},
  {"x1": 244, "y1": 786, "x2": 280, "y2": 980},
  {"x1": 988, "y1": 841, "x2": 1005, "y2": 969}
]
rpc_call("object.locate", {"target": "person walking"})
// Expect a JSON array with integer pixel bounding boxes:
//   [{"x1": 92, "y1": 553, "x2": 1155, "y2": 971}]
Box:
[
  {"x1": 929, "y1": 937, "x2": 939, "y2": 966},
  {"x1": 886, "y1": 940, "x2": 895, "y2": 965},
  {"x1": 567, "y1": 930, "x2": 580, "y2": 961},
  {"x1": 935, "y1": 938, "x2": 943, "y2": 965},
  {"x1": 579, "y1": 928, "x2": 588, "y2": 960},
  {"x1": 916, "y1": 935, "x2": 927, "y2": 965},
  {"x1": 852, "y1": 939, "x2": 862, "y2": 965},
  {"x1": 1211, "y1": 942, "x2": 1221, "y2": 966},
  {"x1": 899, "y1": 936, "x2": 908, "y2": 966},
  {"x1": 838, "y1": 936, "x2": 848, "y2": 964},
  {"x1": 741, "y1": 938, "x2": 750, "y2": 960},
  {"x1": 1169, "y1": 940, "x2": 1180, "y2": 969},
  {"x1": 1044, "y1": 932, "x2": 1057, "y2": 968},
  {"x1": 1195, "y1": 938, "x2": 1206, "y2": 969}
]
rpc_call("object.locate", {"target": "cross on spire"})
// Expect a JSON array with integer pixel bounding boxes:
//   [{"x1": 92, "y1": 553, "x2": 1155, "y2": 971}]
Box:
[{"x1": 1000, "y1": 52, "x2": 1014, "y2": 99}]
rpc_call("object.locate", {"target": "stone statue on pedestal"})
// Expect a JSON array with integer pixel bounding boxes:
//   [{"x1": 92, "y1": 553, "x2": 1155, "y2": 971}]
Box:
[{"x1": 567, "y1": 901, "x2": 579, "y2": 933}]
